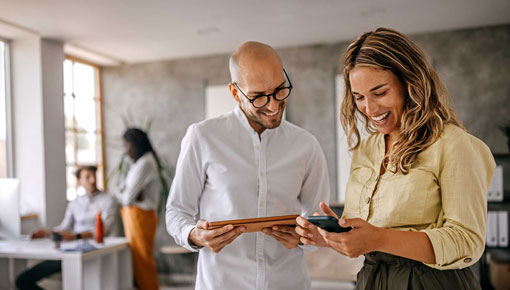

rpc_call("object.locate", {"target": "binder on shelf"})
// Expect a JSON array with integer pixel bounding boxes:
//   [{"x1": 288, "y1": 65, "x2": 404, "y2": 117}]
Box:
[
  {"x1": 487, "y1": 165, "x2": 503, "y2": 202},
  {"x1": 498, "y1": 211, "x2": 508, "y2": 248},
  {"x1": 487, "y1": 211, "x2": 498, "y2": 247}
]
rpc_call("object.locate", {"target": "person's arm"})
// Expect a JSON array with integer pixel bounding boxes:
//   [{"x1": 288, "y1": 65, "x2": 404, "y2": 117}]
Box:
[
  {"x1": 52, "y1": 202, "x2": 74, "y2": 233},
  {"x1": 101, "y1": 195, "x2": 118, "y2": 235},
  {"x1": 116, "y1": 157, "x2": 153, "y2": 206},
  {"x1": 166, "y1": 125, "x2": 243, "y2": 252},
  {"x1": 58, "y1": 231, "x2": 93, "y2": 241},
  {"x1": 264, "y1": 138, "x2": 331, "y2": 249},
  {"x1": 418, "y1": 136, "x2": 496, "y2": 269}
]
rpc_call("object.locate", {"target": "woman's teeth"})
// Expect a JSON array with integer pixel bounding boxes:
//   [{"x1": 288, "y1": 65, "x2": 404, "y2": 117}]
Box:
[{"x1": 372, "y1": 112, "x2": 389, "y2": 123}]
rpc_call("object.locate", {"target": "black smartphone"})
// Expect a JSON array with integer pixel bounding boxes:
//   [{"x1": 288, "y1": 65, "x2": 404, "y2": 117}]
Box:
[{"x1": 306, "y1": 216, "x2": 352, "y2": 233}]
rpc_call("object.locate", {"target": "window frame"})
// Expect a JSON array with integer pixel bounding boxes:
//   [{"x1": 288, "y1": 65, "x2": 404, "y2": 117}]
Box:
[
  {"x1": 63, "y1": 56, "x2": 106, "y2": 194},
  {"x1": 0, "y1": 37, "x2": 13, "y2": 178}
]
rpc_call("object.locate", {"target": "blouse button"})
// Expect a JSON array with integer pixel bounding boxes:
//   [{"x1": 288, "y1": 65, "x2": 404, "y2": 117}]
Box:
[
  {"x1": 464, "y1": 258, "x2": 472, "y2": 263},
  {"x1": 366, "y1": 197, "x2": 371, "y2": 204}
]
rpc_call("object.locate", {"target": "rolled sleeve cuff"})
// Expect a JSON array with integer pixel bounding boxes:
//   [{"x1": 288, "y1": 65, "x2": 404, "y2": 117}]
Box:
[
  {"x1": 422, "y1": 229, "x2": 476, "y2": 270},
  {"x1": 181, "y1": 224, "x2": 202, "y2": 252}
]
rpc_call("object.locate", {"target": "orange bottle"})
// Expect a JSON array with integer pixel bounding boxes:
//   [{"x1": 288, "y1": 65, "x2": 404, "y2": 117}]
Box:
[{"x1": 95, "y1": 212, "x2": 104, "y2": 244}]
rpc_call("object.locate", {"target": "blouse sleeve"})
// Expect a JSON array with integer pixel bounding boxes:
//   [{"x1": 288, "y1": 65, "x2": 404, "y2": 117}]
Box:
[{"x1": 421, "y1": 133, "x2": 495, "y2": 270}]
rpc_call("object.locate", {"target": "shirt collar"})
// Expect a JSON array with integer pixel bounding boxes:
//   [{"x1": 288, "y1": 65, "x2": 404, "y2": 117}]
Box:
[
  {"x1": 85, "y1": 190, "x2": 101, "y2": 201},
  {"x1": 233, "y1": 105, "x2": 253, "y2": 132},
  {"x1": 233, "y1": 104, "x2": 280, "y2": 137}
]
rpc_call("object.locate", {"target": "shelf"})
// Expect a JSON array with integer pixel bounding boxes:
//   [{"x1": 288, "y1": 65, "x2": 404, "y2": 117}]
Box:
[
  {"x1": 486, "y1": 248, "x2": 510, "y2": 263},
  {"x1": 493, "y1": 153, "x2": 510, "y2": 159}
]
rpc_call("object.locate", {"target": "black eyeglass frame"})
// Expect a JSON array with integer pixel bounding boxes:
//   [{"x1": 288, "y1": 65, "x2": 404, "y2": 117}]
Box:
[{"x1": 233, "y1": 69, "x2": 293, "y2": 108}]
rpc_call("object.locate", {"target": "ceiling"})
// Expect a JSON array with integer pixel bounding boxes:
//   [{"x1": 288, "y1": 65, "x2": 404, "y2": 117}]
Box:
[{"x1": 1, "y1": 0, "x2": 509, "y2": 65}]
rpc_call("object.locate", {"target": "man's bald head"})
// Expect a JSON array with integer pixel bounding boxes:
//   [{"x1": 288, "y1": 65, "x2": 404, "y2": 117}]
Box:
[{"x1": 229, "y1": 41, "x2": 283, "y2": 85}]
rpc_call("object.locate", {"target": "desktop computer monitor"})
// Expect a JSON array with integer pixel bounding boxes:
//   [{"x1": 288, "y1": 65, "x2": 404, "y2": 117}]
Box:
[{"x1": 0, "y1": 178, "x2": 20, "y2": 239}]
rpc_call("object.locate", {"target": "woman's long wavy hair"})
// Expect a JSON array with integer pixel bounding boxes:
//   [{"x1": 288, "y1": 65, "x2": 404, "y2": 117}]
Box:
[{"x1": 340, "y1": 27, "x2": 463, "y2": 174}]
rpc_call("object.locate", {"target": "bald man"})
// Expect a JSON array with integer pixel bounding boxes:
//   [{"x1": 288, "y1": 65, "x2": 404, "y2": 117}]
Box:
[{"x1": 166, "y1": 41, "x2": 330, "y2": 290}]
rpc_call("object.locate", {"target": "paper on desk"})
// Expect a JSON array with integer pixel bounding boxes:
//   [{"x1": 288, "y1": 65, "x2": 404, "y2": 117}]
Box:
[{"x1": 58, "y1": 240, "x2": 97, "y2": 252}]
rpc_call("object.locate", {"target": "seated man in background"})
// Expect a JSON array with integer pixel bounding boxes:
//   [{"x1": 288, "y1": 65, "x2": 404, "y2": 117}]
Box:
[{"x1": 16, "y1": 165, "x2": 117, "y2": 290}]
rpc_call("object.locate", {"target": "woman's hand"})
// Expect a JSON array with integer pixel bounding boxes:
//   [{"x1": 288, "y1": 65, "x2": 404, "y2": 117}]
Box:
[
  {"x1": 317, "y1": 217, "x2": 384, "y2": 258},
  {"x1": 295, "y1": 202, "x2": 339, "y2": 247}
]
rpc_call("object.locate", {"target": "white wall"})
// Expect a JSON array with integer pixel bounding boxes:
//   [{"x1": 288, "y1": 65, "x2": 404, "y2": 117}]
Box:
[
  {"x1": 1, "y1": 22, "x2": 66, "y2": 228},
  {"x1": 41, "y1": 39, "x2": 66, "y2": 228}
]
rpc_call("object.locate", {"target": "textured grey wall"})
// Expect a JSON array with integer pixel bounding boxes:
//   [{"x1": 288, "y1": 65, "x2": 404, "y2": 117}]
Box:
[{"x1": 101, "y1": 24, "x2": 510, "y2": 274}]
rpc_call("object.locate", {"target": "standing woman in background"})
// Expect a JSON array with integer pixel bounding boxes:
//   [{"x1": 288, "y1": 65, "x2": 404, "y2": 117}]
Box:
[
  {"x1": 116, "y1": 128, "x2": 162, "y2": 290},
  {"x1": 296, "y1": 28, "x2": 496, "y2": 289}
]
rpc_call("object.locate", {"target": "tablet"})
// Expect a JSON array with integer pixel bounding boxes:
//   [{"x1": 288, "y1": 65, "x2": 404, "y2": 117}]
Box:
[{"x1": 208, "y1": 214, "x2": 299, "y2": 233}]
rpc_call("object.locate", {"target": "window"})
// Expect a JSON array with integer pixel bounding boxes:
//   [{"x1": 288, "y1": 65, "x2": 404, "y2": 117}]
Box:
[
  {"x1": 63, "y1": 58, "x2": 105, "y2": 201},
  {"x1": 0, "y1": 40, "x2": 11, "y2": 178}
]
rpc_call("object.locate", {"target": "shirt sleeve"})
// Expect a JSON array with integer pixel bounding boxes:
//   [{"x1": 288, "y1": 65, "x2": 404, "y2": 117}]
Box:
[
  {"x1": 166, "y1": 125, "x2": 206, "y2": 251},
  {"x1": 421, "y1": 134, "x2": 496, "y2": 270},
  {"x1": 299, "y1": 137, "x2": 331, "y2": 218},
  {"x1": 115, "y1": 156, "x2": 154, "y2": 206},
  {"x1": 53, "y1": 203, "x2": 74, "y2": 232},
  {"x1": 101, "y1": 195, "x2": 118, "y2": 235}
]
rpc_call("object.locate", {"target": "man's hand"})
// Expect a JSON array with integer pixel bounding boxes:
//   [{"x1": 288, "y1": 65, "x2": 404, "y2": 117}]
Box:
[
  {"x1": 262, "y1": 225, "x2": 301, "y2": 249},
  {"x1": 60, "y1": 231, "x2": 78, "y2": 241},
  {"x1": 188, "y1": 219, "x2": 245, "y2": 253},
  {"x1": 295, "y1": 201, "x2": 338, "y2": 247},
  {"x1": 30, "y1": 229, "x2": 50, "y2": 239}
]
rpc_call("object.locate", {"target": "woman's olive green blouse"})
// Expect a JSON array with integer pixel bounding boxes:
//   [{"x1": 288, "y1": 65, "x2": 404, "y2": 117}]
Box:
[{"x1": 342, "y1": 125, "x2": 496, "y2": 270}]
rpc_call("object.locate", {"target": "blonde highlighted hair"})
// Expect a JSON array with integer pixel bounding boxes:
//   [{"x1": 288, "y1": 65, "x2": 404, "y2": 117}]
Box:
[{"x1": 340, "y1": 27, "x2": 463, "y2": 174}]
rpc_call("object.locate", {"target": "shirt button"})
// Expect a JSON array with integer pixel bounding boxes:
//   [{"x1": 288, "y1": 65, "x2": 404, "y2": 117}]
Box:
[
  {"x1": 260, "y1": 202, "x2": 264, "y2": 207},
  {"x1": 260, "y1": 172, "x2": 264, "y2": 177},
  {"x1": 366, "y1": 197, "x2": 371, "y2": 204},
  {"x1": 258, "y1": 258, "x2": 263, "y2": 264},
  {"x1": 464, "y1": 258, "x2": 472, "y2": 263}
]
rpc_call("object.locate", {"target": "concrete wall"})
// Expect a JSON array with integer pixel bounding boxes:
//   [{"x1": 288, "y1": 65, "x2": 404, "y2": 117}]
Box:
[{"x1": 101, "y1": 24, "x2": 510, "y2": 274}]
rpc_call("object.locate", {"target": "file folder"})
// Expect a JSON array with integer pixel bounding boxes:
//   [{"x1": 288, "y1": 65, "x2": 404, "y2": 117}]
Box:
[
  {"x1": 487, "y1": 211, "x2": 498, "y2": 247},
  {"x1": 498, "y1": 211, "x2": 508, "y2": 248},
  {"x1": 487, "y1": 166, "x2": 503, "y2": 202}
]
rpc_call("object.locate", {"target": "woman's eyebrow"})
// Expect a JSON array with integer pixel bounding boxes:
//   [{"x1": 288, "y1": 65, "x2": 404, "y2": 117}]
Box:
[
  {"x1": 369, "y1": 83, "x2": 388, "y2": 92},
  {"x1": 352, "y1": 83, "x2": 388, "y2": 95}
]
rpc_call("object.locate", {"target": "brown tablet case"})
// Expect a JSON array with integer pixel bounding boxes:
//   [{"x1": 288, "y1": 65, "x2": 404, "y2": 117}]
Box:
[{"x1": 208, "y1": 214, "x2": 300, "y2": 233}]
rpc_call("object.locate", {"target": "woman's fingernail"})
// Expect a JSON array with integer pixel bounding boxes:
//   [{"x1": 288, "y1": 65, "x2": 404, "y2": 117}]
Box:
[
  {"x1": 340, "y1": 219, "x2": 346, "y2": 225},
  {"x1": 311, "y1": 241, "x2": 316, "y2": 245},
  {"x1": 308, "y1": 233, "x2": 313, "y2": 238}
]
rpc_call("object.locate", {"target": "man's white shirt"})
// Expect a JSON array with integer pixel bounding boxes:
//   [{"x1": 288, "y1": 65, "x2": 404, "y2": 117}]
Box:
[
  {"x1": 166, "y1": 105, "x2": 330, "y2": 290},
  {"x1": 54, "y1": 191, "x2": 117, "y2": 235}
]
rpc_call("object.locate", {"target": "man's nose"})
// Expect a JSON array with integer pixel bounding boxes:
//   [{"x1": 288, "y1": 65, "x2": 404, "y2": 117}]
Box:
[{"x1": 266, "y1": 95, "x2": 280, "y2": 111}]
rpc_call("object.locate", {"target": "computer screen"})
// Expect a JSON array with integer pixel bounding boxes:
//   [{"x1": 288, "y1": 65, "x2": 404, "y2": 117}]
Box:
[{"x1": 0, "y1": 178, "x2": 20, "y2": 239}]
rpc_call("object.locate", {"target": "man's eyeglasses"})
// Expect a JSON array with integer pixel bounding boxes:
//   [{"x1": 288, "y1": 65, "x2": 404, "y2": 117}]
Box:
[{"x1": 234, "y1": 69, "x2": 293, "y2": 108}]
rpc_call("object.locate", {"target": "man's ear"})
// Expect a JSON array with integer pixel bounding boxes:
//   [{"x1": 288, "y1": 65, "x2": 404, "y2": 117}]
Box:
[{"x1": 228, "y1": 82, "x2": 241, "y2": 103}]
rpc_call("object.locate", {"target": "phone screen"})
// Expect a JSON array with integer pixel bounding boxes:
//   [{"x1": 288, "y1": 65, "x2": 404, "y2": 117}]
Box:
[{"x1": 306, "y1": 216, "x2": 352, "y2": 233}]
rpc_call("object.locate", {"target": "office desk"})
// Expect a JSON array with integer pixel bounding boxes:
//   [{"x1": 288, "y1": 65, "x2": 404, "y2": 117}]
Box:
[{"x1": 0, "y1": 237, "x2": 132, "y2": 290}]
